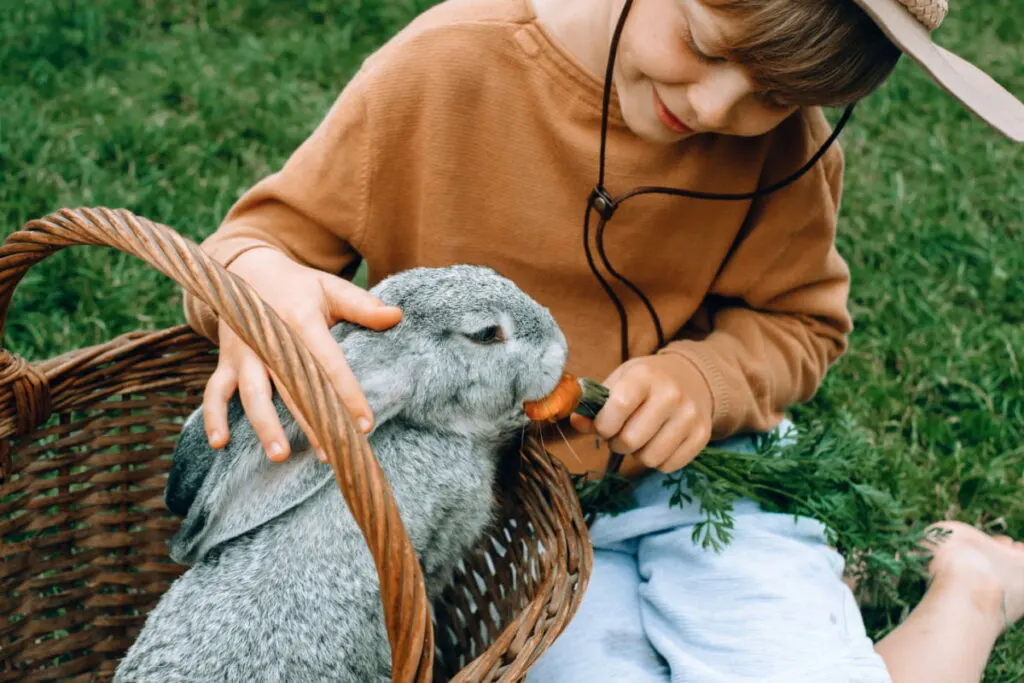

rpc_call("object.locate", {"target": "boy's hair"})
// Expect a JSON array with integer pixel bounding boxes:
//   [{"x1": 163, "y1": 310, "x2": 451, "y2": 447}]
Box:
[{"x1": 709, "y1": 0, "x2": 903, "y2": 107}]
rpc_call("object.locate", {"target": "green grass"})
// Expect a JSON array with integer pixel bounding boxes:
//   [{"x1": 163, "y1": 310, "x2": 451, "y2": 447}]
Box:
[{"x1": 1, "y1": 0, "x2": 1022, "y2": 678}]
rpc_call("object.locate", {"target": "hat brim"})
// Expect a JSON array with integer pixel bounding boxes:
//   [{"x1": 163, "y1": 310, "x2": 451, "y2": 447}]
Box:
[{"x1": 852, "y1": 0, "x2": 1024, "y2": 143}]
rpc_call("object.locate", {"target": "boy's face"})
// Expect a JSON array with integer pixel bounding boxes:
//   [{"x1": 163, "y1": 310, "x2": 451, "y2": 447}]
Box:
[{"x1": 614, "y1": 0, "x2": 799, "y2": 143}]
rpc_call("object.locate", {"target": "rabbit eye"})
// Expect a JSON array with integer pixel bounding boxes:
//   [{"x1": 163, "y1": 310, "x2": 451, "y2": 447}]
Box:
[{"x1": 465, "y1": 325, "x2": 505, "y2": 344}]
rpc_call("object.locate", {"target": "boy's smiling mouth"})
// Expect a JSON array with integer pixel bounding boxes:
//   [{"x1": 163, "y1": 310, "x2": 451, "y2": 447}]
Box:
[{"x1": 652, "y1": 89, "x2": 694, "y2": 136}]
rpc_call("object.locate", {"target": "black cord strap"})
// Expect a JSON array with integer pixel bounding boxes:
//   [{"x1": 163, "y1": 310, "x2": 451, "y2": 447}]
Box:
[
  {"x1": 582, "y1": 0, "x2": 855, "y2": 475},
  {"x1": 584, "y1": 0, "x2": 854, "y2": 365}
]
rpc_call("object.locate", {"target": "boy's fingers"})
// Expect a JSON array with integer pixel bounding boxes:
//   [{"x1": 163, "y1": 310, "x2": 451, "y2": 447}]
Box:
[
  {"x1": 661, "y1": 432, "x2": 706, "y2": 473},
  {"x1": 634, "y1": 409, "x2": 692, "y2": 471},
  {"x1": 658, "y1": 419, "x2": 710, "y2": 473},
  {"x1": 237, "y1": 356, "x2": 291, "y2": 462},
  {"x1": 593, "y1": 378, "x2": 649, "y2": 443},
  {"x1": 300, "y1": 323, "x2": 375, "y2": 434},
  {"x1": 323, "y1": 279, "x2": 403, "y2": 331},
  {"x1": 608, "y1": 402, "x2": 663, "y2": 456},
  {"x1": 269, "y1": 370, "x2": 321, "y2": 454},
  {"x1": 203, "y1": 364, "x2": 237, "y2": 449},
  {"x1": 601, "y1": 363, "x2": 628, "y2": 389}
]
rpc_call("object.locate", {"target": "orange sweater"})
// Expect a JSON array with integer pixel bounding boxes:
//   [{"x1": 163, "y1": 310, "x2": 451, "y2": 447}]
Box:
[{"x1": 184, "y1": 0, "x2": 852, "y2": 478}]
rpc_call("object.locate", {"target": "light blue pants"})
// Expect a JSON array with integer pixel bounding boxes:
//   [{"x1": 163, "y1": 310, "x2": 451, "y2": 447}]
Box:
[{"x1": 527, "y1": 422, "x2": 892, "y2": 683}]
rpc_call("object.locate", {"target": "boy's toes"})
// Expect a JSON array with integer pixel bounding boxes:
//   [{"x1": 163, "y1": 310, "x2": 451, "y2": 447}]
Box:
[
  {"x1": 981, "y1": 534, "x2": 1024, "y2": 552},
  {"x1": 924, "y1": 521, "x2": 1024, "y2": 629}
]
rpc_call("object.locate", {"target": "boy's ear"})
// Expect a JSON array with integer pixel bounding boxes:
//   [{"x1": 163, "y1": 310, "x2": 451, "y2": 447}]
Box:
[{"x1": 166, "y1": 395, "x2": 334, "y2": 565}]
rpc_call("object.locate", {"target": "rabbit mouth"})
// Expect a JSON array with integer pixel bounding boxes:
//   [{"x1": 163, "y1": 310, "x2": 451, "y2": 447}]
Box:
[{"x1": 522, "y1": 372, "x2": 582, "y2": 423}]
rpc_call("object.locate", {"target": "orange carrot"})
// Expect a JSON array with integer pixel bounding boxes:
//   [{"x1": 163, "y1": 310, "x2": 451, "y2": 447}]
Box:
[{"x1": 523, "y1": 372, "x2": 583, "y2": 422}]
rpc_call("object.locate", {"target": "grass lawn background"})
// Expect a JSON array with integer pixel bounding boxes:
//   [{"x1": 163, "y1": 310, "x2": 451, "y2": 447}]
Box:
[{"x1": 1, "y1": 0, "x2": 1021, "y2": 678}]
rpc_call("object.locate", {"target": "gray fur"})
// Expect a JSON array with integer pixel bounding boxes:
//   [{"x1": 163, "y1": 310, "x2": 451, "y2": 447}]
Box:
[{"x1": 114, "y1": 265, "x2": 567, "y2": 683}]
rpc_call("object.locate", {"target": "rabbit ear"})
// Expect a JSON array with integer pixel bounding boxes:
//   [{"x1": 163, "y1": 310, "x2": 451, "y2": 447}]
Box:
[
  {"x1": 164, "y1": 407, "x2": 223, "y2": 518},
  {"x1": 338, "y1": 326, "x2": 416, "y2": 429},
  {"x1": 166, "y1": 323, "x2": 416, "y2": 566},
  {"x1": 353, "y1": 362, "x2": 415, "y2": 428},
  {"x1": 167, "y1": 394, "x2": 335, "y2": 565}
]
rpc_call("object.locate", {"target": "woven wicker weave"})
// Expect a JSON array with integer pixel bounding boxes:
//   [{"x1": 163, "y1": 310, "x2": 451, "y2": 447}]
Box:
[{"x1": 0, "y1": 208, "x2": 592, "y2": 682}]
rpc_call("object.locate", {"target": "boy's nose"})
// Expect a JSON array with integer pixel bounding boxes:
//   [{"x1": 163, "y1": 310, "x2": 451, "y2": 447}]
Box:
[{"x1": 688, "y1": 68, "x2": 753, "y2": 131}]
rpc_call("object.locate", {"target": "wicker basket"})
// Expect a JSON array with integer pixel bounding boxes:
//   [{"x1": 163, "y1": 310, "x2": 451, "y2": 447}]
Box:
[{"x1": 0, "y1": 208, "x2": 593, "y2": 682}]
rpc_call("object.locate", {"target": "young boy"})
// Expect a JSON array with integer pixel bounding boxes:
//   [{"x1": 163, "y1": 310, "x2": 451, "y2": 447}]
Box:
[{"x1": 182, "y1": 0, "x2": 1024, "y2": 681}]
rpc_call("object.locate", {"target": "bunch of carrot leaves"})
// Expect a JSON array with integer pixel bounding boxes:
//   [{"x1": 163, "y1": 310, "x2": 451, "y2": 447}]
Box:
[{"x1": 570, "y1": 395, "x2": 944, "y2": 617}]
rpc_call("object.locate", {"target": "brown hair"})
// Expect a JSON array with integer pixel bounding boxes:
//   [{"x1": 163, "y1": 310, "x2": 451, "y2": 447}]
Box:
[{"x1": 707, "y1": 0, "x2": 903, "y2": 107}]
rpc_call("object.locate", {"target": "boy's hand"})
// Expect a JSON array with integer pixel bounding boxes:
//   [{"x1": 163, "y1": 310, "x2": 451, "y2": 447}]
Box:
[
  {"x1": 569, "y1": 355, "x2": 713, "y2": 472},
  {"x1": 203, "y1": 247, "x2": 402, "y2": 462}
]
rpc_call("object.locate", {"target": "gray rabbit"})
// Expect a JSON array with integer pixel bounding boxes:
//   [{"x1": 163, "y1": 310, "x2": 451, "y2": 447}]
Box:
[{"x1": 114, "y1": 265, "x2": 568, "y2": 683}]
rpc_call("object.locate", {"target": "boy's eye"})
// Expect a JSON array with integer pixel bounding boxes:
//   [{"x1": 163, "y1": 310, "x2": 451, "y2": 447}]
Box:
[
  {"x1": 683, "y1": 23, "x2": 726, "y2": 65},
  {"x1": 756, "y1": 90, "x2": 790, "y2": 110},
  {"x1": 465, "y1": 325, "x2": 506, "y2": 344},
  {"x1": 688, "y1": 38, "x2": 725, "y2": 64}
]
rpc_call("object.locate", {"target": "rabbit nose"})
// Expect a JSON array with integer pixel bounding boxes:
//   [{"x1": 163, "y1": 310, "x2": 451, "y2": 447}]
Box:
[{"x1": 541, "y1": 339, "x2": 567, "y2": 373}]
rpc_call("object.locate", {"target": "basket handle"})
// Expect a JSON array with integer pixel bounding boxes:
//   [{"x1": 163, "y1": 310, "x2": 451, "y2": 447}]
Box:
[{"x1": 0, "y1": 207, "x2": 434, "y2": 682}]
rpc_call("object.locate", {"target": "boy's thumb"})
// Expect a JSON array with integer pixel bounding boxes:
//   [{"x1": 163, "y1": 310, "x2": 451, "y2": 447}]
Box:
[{"x1": 324, "y1": 279, "x2": 403, "y2": 330}]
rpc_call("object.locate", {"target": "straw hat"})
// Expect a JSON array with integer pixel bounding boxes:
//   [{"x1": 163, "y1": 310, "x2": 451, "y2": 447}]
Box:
[{"x1": 851, "y1": 0, "x2": 1024, "y2": 142}]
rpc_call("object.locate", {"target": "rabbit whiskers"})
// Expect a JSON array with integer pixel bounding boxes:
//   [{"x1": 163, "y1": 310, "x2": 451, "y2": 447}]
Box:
[
  {"x1": 530, "y1": 420, "x2": 583, "y2": 468},
  {"x1": 552, "y1": 421, "x2": 584, "y2": 467}
]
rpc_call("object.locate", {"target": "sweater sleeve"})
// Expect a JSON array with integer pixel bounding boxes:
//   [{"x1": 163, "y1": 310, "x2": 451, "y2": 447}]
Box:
[
  {"x1": 658, "y1": 110, "x2": 852, "y2": 440},
  {"x1": 182, "y1": 74, "x2": 373, "y2": 342}
]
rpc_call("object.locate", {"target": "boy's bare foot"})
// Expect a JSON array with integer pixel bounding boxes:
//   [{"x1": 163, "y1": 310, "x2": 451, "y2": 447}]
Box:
[{"x1": 924, "y1": 521, "x2": 1024, "y2": 633}]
